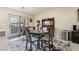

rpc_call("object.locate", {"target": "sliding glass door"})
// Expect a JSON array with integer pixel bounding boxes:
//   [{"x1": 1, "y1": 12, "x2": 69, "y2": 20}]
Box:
[
  {"x1": 19, "y1": 16, "x2": 28, "y2": 35},
  {"x1": 9, "y1": 15, "x2": 20, "y2": 37},
  {"x1": 9, "y1": 15, "x2": 28, "y2": 37}
]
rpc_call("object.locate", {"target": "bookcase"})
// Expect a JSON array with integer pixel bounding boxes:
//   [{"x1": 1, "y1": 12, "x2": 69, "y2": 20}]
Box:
[{"x1": 42, "y1": 17, "x2": 55, "y2": 36}]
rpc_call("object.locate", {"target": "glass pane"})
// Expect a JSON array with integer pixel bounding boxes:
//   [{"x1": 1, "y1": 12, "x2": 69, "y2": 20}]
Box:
[
  {"x1": 20, "y1": 24, "x2": 24, "y2": 27},
  {"x1": 11, "y1": 24, "x2": 19, "y2": 34},
  {"x1": 44, "y1": 21, "x2": 50, "y2": 25},
  {"x1": 10, "y1": 16, "x2": 18, "y2": 23},
  {"x1": 9, "y1": 15, "x2": 19, "y2": 35},
  {"x1": 11, "y1": 26, "x2": 19, "y2": 34},
  {"x1": 20, "y1": 18, "x2": 25, "y2": 24}
]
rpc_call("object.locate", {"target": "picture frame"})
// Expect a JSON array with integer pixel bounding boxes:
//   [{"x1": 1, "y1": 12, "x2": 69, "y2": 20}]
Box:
[
  {"x1": 78, "y1": 8, "x2": 79, "y2": 21},
  {"x1": 30, "y1": 18, "x2": 32, "y2": 22}
]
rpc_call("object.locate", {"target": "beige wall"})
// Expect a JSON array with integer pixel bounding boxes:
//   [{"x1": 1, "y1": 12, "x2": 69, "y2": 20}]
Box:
[
  {"x1": 0, "y1": 7, "x2": 32, "y2": 38},
  {"x1": 0, "y1": 7, "x2": 79, "y2": 39},
  {"x1": 34, "y1": 7, "x2": 79, "y2": 39}
]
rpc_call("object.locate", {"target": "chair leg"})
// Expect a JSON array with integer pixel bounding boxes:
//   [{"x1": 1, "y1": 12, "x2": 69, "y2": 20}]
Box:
[
  {"x1": 49, "y1": 42, "x2": 51, "y2": 51},
  {"x1": 26, "y1": 39, "x2": 28, "y2": 50},
  {"x1": 48, "y1": 33, "x2": 50, "y2": 51},
  {"x1": 41, "y1": 40, "x2": 43, "y2": 50},
  {"x1": 37, "y1": 40, "x2": 39, "y2": 49},
  {"x1": 30, "y1": 42, "x2": 32, "y2": 51},
  {"x1": 51, "y1": 41, "x2": 54, "y2": 51}
]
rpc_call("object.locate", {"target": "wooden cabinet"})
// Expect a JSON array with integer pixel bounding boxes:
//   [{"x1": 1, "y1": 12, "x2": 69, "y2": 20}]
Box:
[{"x1": 71, "y1": 30, "x2": 79, "y2": 43}]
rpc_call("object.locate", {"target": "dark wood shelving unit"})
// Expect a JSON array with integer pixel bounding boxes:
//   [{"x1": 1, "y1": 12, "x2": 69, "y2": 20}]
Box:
[{"x1": 42, "y1": 17, "x2": 55, "y2": 36}]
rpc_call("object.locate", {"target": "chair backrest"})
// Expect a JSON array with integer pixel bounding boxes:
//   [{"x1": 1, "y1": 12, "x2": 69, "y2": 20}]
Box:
[{"x1": 24, "y1": 27, "x2": 32, "y2": 42}]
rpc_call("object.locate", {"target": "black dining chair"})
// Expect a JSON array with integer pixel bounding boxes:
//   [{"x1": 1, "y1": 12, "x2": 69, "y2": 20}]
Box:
[
  {"x1": 41, "y1": 27, "x2": 55, "y2": 51},
  {"x1": 24, "y1": 27, "x2": 38, "y2": 51}
]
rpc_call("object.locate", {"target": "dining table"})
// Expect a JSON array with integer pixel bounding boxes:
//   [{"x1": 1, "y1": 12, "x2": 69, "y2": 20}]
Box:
[{"x1": 30, "y1": 30, "x2": 48, "y2": 49}]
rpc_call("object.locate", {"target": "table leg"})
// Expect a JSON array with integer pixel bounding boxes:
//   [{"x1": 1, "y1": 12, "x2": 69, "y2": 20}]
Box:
[
  {"x1": 49, "y1": 33, "x2": 51, "y2": 51},
  {"x1": 26, "y1": 39, "x2": 28, "y2": 50},
  {"x1": 37, "y1": 38, "x2": 41, "y2": 50}
]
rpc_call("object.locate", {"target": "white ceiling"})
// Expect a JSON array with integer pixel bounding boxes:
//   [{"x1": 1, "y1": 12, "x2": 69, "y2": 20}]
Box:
[{"x1": 9, "y1": 7, "x2": 53, "y2": 16}]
